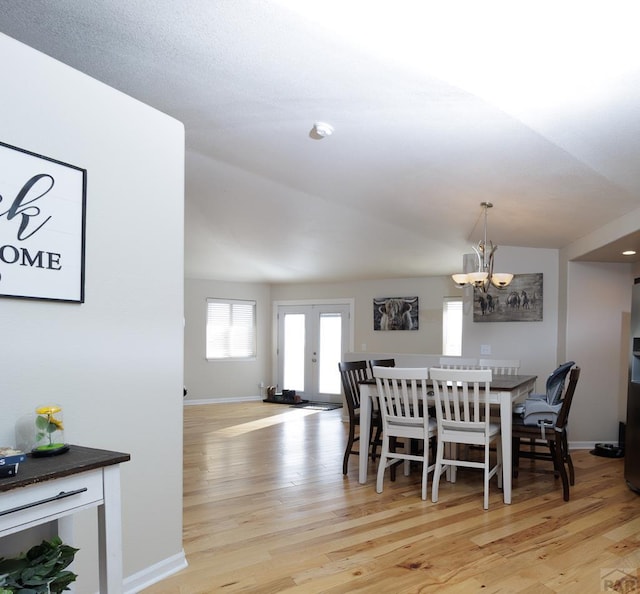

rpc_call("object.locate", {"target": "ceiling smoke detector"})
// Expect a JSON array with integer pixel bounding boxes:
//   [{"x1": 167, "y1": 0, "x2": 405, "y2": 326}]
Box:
[{"x1": 311, "y1": 121, "x2": 334, "y2": 139}]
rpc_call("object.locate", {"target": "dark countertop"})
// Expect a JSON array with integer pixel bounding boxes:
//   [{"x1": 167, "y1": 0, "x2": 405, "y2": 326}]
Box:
[{"x1": 0, "y1": 445, "x2": 130, "y2": 493}]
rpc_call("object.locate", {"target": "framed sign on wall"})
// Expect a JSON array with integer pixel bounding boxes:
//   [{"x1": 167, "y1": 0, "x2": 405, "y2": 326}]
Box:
[{"x1": 0, "y1": 141, "x2": 87, "y2": 302}]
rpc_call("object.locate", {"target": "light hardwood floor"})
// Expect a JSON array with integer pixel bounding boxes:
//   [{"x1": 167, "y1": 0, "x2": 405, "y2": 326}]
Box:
[{"x1": 142, "y1": 402, "x2": 639, "y2": 593}]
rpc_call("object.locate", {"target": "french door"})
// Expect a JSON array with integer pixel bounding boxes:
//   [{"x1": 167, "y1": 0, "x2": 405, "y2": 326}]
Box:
[{"x1": 276, "y1": 302, "x2": 352, "y2": 403}]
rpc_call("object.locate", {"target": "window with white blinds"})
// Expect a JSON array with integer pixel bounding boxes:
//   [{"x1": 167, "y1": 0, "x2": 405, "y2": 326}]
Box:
[
  {"x1": 442, "y1": 297, "x2": 463, "y2": 356},
  {"x1": 206, "y1": 298, "x2": 256, "y2": 360}
]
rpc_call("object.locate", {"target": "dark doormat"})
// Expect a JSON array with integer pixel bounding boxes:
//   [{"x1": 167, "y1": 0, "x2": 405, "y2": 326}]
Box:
[
  {"x1": 263, "y1": 398, "x2": 308, "y2": 405},
  {"x1": 290, "y1": 401, "x2": 342, "y2": 411}
]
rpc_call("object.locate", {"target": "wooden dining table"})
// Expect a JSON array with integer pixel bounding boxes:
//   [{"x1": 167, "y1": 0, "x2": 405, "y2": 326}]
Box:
[{"x1": 358, "y1": 373, "x2": 537, "y2": 504}]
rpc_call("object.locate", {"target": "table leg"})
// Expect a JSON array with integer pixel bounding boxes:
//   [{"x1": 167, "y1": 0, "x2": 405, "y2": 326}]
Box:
[
  {"x1": 500, "y1": 394, "x2": 512, "y2": 504},
  {"x1": 98, "y1": 465, "x2": 124, "y2": 593},
  {"x1": 359, "y1": 384, "x2": 372, "y2": 484}
]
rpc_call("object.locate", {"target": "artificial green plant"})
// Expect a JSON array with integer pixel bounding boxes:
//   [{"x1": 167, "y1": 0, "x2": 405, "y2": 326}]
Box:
[{"x1": 0, "y1": 537, "x2": 78, "y2": 594}]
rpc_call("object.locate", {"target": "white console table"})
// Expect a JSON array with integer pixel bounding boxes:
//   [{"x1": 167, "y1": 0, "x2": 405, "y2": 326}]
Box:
[{"x1": 0, "y1": 445, "x2": 130, "y2": 593}]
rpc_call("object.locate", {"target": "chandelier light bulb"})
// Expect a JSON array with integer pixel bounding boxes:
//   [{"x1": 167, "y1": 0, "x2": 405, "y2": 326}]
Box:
[
  {"x1": 491, "y1": 273, "x2": 514, "y2": 288},
  {"x1": 452, "y1": 273, "x2": 470, "y2": 286}
]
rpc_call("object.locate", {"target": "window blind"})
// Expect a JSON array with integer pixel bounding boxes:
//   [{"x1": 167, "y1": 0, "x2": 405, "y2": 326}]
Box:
[
  {"x1": 206, "y1": 298, "x2": 256, "y2": 359},
  {"x1": 442, "y1": 298, "x2": 463, "y2": 356}
]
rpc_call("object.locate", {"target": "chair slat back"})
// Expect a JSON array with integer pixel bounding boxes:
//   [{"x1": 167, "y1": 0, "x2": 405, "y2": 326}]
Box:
[
  {"x1": 430, "y1": 367, "x2": 493, "y2": 430},
  {"x1": 555, "y1": 366, "x2": 580, "y2": 430},
  {"x1": 368, "y1": 358, "x2": 395, "y2": 371},
  {"x1": 372, "y1": 366, "x2": 429, "y2": 426},
  {"x1": 479, "y1": 358, "x2": 520, "y2": 375},
  {"x1": 438, "y1": 357, "x2": 479, "y2": 369},
  {"x1": 338, "y1": 360, "x2": 369, "y2": 414}
]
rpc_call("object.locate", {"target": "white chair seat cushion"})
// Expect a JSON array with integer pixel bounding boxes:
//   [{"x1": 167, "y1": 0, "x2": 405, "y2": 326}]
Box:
[
  {"x1": 389, "y1": 417, "x2": 437, "y2": 431},
  {"x1": 448, "y1": 421, "x2": 500, "y2": 433}
]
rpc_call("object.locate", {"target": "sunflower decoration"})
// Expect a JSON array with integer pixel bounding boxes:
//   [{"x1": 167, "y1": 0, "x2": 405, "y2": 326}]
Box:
[{"x1": 34, "y1": 405, "x2": 68, "y2": 455}]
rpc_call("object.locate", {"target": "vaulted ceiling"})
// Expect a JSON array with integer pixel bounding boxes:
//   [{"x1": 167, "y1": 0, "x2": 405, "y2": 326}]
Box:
[{"x1": 2, "y1": 1, "x2": 640, "y2": 283}]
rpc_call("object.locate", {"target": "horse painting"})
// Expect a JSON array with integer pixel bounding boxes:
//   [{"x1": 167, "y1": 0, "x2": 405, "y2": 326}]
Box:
[
  {"x1": 507, "y1": 291, "x2": 520, "y2": 309},
  {"x1": 472, "y1": 273, "x2": 543, "y2": 322}
]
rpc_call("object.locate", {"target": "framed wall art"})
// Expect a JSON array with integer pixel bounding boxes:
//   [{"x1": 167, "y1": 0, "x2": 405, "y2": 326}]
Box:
[
  {"x1": 473, "y1": 273, "x2": 543, "y2": 322},
  {"x1": 373, "y1": 296, "x2": 419, "y2": 330},
  {"x1": 0, "y1": 141, "x2": 87, "y2": 302}
]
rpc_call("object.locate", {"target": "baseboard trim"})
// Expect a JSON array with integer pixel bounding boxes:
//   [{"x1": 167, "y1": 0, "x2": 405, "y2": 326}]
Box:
[
  {"x1": 184, "y1": 395, "x2": 262, "y2": 405},
  {"x1": 570, "y1": 441, "x2": 616, "y2": 450},
  {"x1": 124, "y1": 550, "x2": 188, "y2": 593},
  {"x1": 514, "y1": 441, "x2": 613, "y2": 451}
]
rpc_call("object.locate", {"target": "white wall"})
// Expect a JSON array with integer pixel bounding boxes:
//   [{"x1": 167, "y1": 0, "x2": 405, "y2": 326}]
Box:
[
  {"x1": 565, "y1": 261, "x2": 631, "y2": 443},
  {"x1": 562, "y1": 225, "x2": 636, "y2": 445},
  {"x1": 0, "y1": 35, "x2": 185, "y2": 592},
  {"x1": 184, "y1": 278, "x2": 271, "y2": 400}
]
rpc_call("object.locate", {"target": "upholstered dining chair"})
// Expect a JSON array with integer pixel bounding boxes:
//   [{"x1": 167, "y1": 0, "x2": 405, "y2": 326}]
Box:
[
  {"x1": 430, "y1": 367, "x2": 501, "y2": 510},
  {"x1": 338, "y1": 360, "x2": 381, "y2": 474},
  {"x1": 372, "y1": 366, "x2": 438, "y2": 500},
  {"x1": 512, "y1": 366, "x2": 580, "y2": 501},
  {"x1": 479, "y1": 358, "x2": 521, "y2": 375}
]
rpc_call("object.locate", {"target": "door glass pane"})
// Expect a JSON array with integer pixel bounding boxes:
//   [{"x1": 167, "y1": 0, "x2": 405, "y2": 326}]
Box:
[
  {"x1": 283, "y1": 313, "x2": 305, "y2": 391},
  {"x1": 318, "y1": 313, "x2": 342, "y2": 394}
]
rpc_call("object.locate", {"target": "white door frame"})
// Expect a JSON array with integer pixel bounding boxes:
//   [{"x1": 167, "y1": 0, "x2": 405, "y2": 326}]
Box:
[{"x1": 272, "y1": 298, "x2": 355, "y2": 400}]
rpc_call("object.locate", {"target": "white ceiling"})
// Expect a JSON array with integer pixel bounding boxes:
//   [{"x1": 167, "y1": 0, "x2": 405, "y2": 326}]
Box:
[{"x1": 2, "y1": 1, "x2": 640, "y2": 283}]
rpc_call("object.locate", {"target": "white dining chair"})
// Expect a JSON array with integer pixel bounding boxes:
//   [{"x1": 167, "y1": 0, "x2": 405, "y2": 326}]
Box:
[
  {"x1": 429, "y1": 367, "x2": 502, "y2": 510},
  {"x1": 372, "y1": 366, "x2": 440, "y2": 500},
  {"x1": 478, "y1": 359, "x2": 522, "y2": 428},
  {"x1": 479, "y1": 358, "x2": 520, "y2": 375},
  {"x1": 438, "y1": 356, "x2": 479, "y2": 369}
]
